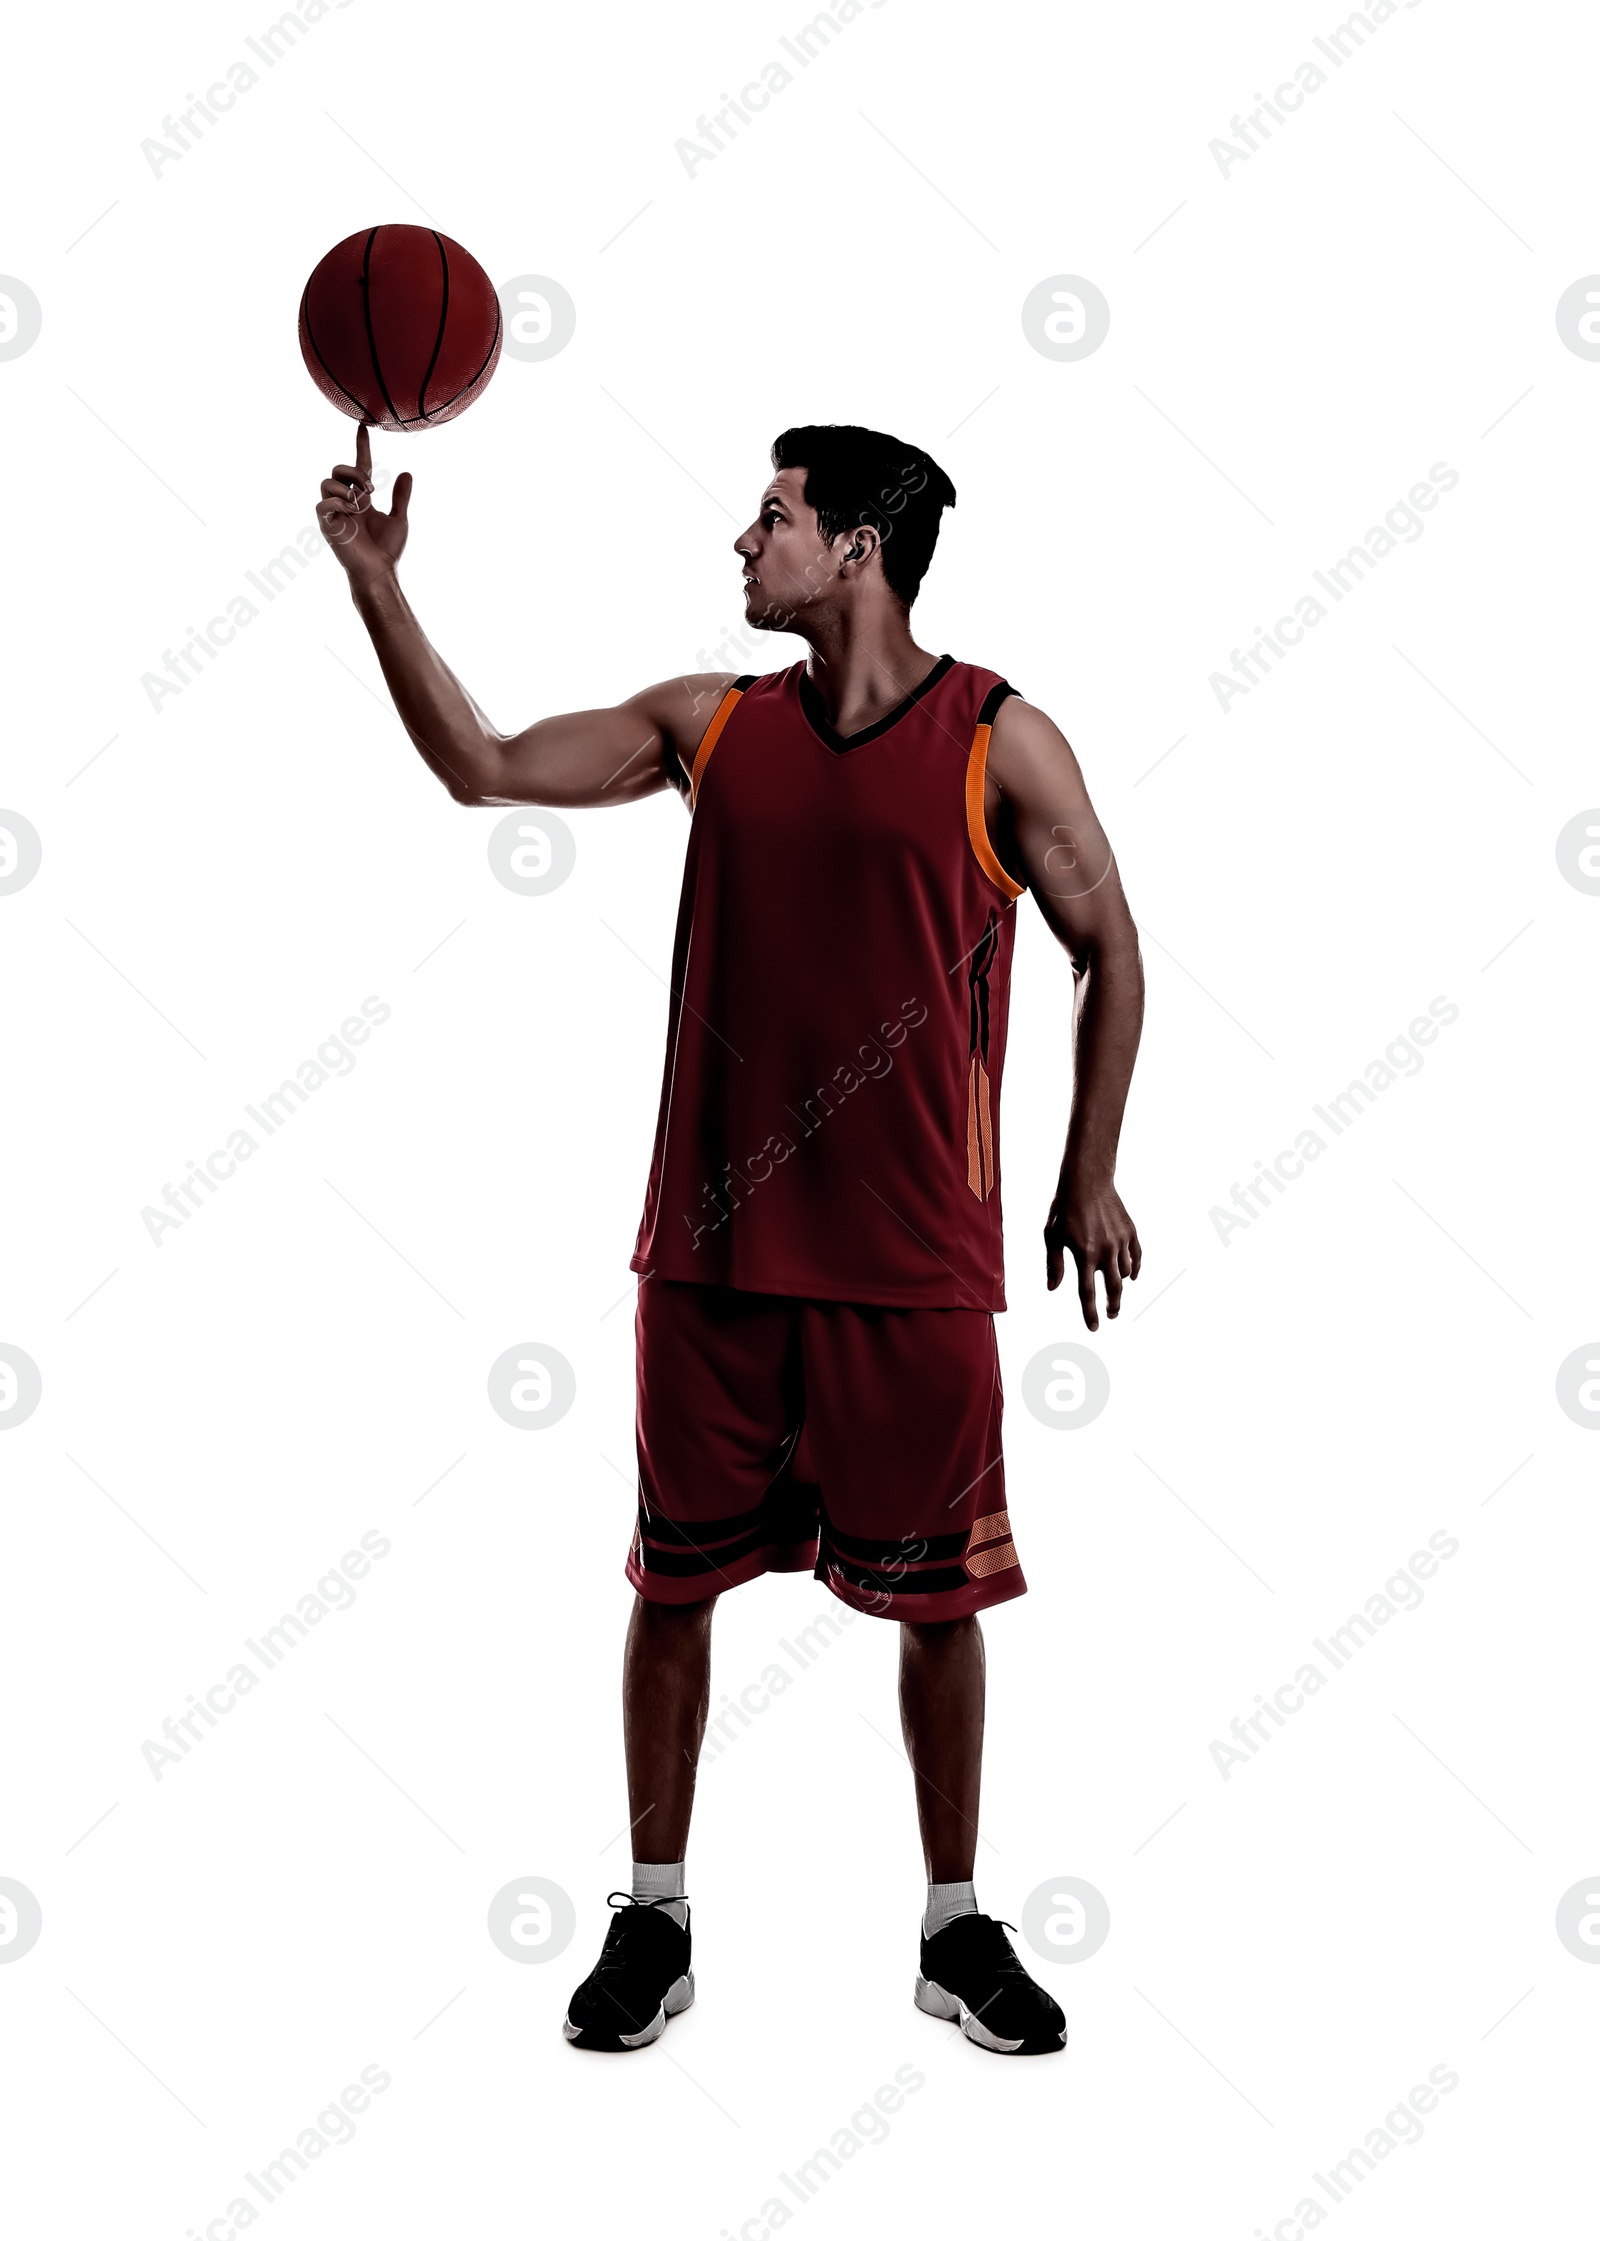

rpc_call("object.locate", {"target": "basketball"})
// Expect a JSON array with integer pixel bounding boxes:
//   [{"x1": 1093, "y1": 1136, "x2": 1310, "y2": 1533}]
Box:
[{"x1": 298, "y1": 224, "x2": 502, "y2": 431}]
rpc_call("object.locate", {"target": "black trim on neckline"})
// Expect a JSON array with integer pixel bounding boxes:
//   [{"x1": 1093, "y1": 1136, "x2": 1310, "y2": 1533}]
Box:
[{"x1": 797, "y1": 653, "x2": 955, "y2": 753}]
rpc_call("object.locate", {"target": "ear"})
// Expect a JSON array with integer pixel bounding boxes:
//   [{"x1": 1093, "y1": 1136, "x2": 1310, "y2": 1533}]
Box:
[{"x1": 837, "y1": 521, "x2": 884, "y2": 575}]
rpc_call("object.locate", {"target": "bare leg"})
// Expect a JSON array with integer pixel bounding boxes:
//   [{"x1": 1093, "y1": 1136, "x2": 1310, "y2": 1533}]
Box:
[
  {"x1": 623, "y1": 1593, "x2": 717, "y2": 1864},
  {"x1": 898, "y1": 1614, "x2": 986, "y2": 1882}
]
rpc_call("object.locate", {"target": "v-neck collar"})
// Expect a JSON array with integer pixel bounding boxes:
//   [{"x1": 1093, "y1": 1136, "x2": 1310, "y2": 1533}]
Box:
[{"x1": 797, "y1": 653, "x2": 955, "y2": 754}]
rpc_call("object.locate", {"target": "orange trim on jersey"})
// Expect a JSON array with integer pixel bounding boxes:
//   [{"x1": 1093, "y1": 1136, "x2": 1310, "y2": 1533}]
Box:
[
  {"x1": 968, "y1": 1062, "x2": 990, "y2": 1201},
  {"x1": 689, "y1": 684, "x2": 745, "y2": 807},
  {"x1": 966, "y1": 1055, "x2": 996, "y2": 1200},
  {"x1": 965, "y1": 719, "x2": 1026, "y2": 898}
]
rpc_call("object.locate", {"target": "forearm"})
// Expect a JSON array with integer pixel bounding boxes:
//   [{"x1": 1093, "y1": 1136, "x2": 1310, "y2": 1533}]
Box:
[
  {"x1": 350, "y1": 571, "x2": 497, "y2": 803},
  {"x1": 1062, "y1": 936, "x2": 1144, "y2": 1190}
]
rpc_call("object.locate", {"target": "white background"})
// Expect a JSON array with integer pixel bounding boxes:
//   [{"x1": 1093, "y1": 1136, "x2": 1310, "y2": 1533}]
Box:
[{"x1": 3, "y1": 0, "x2": 1597, "y2": 2234}]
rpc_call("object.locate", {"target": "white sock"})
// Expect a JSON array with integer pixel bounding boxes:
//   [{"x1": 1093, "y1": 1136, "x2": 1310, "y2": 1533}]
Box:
[
  {"x1": 924, "y1": 1879, "x2": 978, "y2": 1939},
  {"x1": 632, "y1": 1859, "x2": 688, "y2": 1929}
]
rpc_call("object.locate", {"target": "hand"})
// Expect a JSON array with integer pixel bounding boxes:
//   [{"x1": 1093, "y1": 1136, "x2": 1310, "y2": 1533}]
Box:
[
  {"x1": 317, "y1": 421, "x2": 411, "y2": 588},
  {"x1": 1045, "y1": 1179, "x2": 1141, "y2": 1330}
]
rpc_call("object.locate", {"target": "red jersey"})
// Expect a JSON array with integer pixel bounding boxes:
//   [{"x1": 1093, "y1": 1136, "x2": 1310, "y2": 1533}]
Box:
[{"x1": 630, "y1": 655, "x2": 1026, "y2": 1310}]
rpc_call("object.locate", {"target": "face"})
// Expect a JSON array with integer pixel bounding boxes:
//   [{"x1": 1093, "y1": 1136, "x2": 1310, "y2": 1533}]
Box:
[{"x1": 734, "y1": 467, "x2": 838, "y2": 631}]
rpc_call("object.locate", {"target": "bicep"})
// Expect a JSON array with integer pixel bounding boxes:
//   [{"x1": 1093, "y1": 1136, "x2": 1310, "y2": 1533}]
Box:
[
  {"x1": 988, "y1": 698, "x2": 1133, "y2": 961},
  {"x1": 477, "y1": 672, "x2": 736, "y2": 808}
]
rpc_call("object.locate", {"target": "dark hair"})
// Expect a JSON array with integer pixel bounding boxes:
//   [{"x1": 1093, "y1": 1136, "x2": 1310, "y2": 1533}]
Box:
[{"x1": 769, "y1": 424, "x2": 956, "y2": 605}]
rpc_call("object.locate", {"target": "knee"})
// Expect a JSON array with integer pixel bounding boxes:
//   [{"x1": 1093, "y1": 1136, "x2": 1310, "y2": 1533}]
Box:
[
  {"x1": 901, "y1": 1613, "x2": 978, "y2": 1651},
  {"x1": 636, "y1": 1591, "x2": 717, "y2": 1634}
]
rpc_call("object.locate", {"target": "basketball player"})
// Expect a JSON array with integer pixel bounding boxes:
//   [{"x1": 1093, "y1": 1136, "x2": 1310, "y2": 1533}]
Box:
[{"x1": 317, "y1": 421, "x2": 1143, "y2": 2056}]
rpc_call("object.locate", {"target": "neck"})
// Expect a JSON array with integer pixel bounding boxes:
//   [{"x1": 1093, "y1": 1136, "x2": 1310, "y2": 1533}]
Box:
[{"x1": 794, "y1": 606, "x2": 939, "y2": 736}]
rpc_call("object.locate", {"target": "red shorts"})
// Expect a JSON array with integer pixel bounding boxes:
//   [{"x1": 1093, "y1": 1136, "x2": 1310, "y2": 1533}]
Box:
[{"x1": 627, "y1": 1278, "x2": 1026, "y2": 1622}]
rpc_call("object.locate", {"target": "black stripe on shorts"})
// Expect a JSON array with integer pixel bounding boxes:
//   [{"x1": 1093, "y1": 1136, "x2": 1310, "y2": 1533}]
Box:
[{"x1": 819, "y1": 1552, "x2": 974, "y2": 1599}]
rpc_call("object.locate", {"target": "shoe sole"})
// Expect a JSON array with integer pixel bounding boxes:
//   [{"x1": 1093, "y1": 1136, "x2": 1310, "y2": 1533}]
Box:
[
  {"x1": 914, "y1": 1972, "x2": 1066, "y2": 2055},
  {"x1": 563, "y1": 1970, "x2": 695, "y2": 2051}
]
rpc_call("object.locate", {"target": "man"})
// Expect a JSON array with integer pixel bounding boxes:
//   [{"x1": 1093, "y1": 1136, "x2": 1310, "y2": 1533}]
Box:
[{"x1": 317, "y1": 420, "x2": 1143, "y2": 2056}]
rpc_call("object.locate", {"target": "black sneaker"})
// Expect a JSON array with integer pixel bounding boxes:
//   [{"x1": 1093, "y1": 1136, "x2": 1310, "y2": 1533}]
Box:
[
  {"x1": 915, "y1": 1912, "x2": 1067, "y2": 2054},
  {"x1": 562, "y1": 1893, "x2": 695, "y2": 2051}
]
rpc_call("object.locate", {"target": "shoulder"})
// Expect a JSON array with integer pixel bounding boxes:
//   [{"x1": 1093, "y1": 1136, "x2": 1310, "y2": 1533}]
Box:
[
  {"x1": 986, "y1": 692, "x2": 1084, "y2": 790},
  {"x1": 629, "y1": 671, "x2": 740, "y2": 749},
  {"x1": 622, "y1": 672, "x2": 741, "y2": 794},
  {"x1": 948, "y1": 664, "x2": 1058, "y2": 750}
]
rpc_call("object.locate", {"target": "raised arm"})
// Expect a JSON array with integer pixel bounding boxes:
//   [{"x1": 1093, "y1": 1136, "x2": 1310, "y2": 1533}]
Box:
[
  {"x1": 984, "y1": 695, "x2": 1145, "y2": 1327},
  {"x1": 317, "y1": 424, "x2": 734, "y2": 807}
]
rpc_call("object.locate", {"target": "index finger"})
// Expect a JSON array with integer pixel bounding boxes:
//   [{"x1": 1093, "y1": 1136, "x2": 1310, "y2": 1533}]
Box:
[{"x1": 356, "y1": 420, "x2": 372, "y2": 479}]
